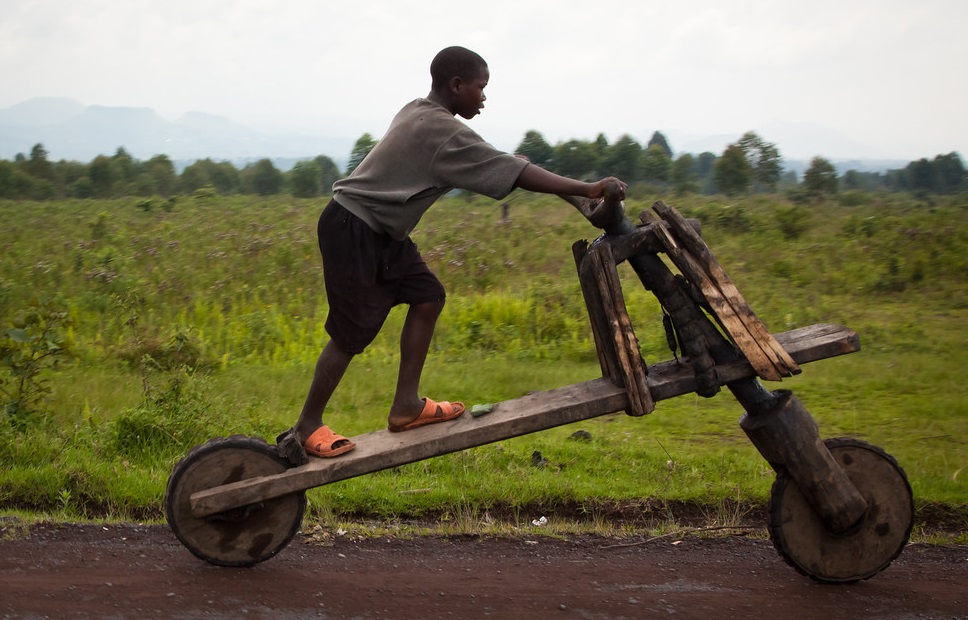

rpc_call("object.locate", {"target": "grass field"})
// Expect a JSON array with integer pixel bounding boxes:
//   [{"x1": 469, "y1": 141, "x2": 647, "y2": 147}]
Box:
[{"x1": 1, "y1": 189, "x2": 966, "y2": 539}]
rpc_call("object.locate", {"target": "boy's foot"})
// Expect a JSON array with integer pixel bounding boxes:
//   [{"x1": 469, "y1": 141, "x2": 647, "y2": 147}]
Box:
[
  {"x1": 275, "y1": 428, "x2": 308, "y2": 466},
  {"x1": 303, "y1": 425, "x2": 356, "y2": 458},
  {"x1": 388, "y1": 398, "x2": 465, "y2": 433}
]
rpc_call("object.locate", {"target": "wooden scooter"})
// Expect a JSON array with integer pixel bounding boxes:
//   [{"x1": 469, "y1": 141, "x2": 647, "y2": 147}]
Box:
[{"x1": 165, "y1": 186, "x2": 913, "y2": 583}]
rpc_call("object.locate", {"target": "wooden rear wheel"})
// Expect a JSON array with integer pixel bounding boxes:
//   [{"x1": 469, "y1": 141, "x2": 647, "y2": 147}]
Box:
[
  {"x1": 768, "y1": 437, "x2": 913, "y2": 583},
  {"x1": 165, "y1": 435, "x2": 306, "y2": 567}
]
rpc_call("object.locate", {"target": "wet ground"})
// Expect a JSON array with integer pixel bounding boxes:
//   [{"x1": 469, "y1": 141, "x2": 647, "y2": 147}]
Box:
[{"x1": 1, "y1": 520, "x2": 966, "y2": 619}]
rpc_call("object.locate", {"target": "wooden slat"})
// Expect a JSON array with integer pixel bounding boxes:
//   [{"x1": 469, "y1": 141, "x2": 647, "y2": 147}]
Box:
[
  {"x1": 600, "y1": 222, "x2": 667, "y2": 263},
  {"x1": 647, "y1": 323, "x2": 858, "y2": 401},
  {"x1": 573, "y1": 240, "x2": 614, "y2": 380},
  {"x1": 661, "y1": 233, "x2": 783, "y2": 380},
  {"x1": 190, "y1": 323, "x2": 860, "y2": 518},
  {"x1": 590, "y1": 242, "x2": 654, "y2": 416},
  {"x1": 653, "y1": 201, "x2": 801, "y2": 380}
]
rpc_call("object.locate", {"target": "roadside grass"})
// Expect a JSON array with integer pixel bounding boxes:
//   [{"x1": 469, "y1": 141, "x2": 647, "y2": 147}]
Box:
[{"x1": 1, "y1": 192, "x2": 966, "y2": 542}]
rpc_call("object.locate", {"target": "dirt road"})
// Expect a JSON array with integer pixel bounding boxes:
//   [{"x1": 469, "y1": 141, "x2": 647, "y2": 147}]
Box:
[{"x1": 0, "y1": 520, "x2": 965, "y2": 619}]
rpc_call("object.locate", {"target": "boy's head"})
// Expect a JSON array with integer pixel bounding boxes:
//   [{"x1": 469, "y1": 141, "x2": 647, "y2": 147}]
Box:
[
  {"x1": 430, "y1": 46, "x2": 487, "y2": 91},
  {"x1": 429, "y1": 46, "x2": 489, "y2": 120}
]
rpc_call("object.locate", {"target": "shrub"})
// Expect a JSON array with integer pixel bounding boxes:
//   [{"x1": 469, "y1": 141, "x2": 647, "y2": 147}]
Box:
[
  {"x1": 111, "y1": 367, "x2": 221, "y2": 462},
  {"x1": 774, "y1": 205, "x2": 811, "y2": 240},
  {"x1": 0, "y1": 301, "x2": 72, "y2": 431}
]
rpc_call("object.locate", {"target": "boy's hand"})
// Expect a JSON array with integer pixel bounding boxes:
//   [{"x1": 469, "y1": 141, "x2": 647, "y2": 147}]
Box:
[{"x1": 589, "y1": 177, "x2": 627, "y2": 200}]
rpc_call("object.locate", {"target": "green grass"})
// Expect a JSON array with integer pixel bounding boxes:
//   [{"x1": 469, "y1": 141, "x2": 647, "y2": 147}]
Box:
[{"x1": 1, "y1": 190, "x2": 966, "y2": 539}]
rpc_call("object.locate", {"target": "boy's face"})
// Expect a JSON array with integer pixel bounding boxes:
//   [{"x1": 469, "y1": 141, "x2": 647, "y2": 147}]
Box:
[{"x1": 453, "y1": 66, "x2": 489, "y2": 120}]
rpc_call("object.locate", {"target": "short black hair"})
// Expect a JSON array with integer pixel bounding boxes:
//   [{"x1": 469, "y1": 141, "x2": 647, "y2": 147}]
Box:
[{"x1": 430, "y1": 46, "x2": 487, "y2": 91}]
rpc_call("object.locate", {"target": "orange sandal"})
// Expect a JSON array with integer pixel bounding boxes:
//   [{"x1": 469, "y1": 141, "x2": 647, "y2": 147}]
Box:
[
  {"x1": 388, "y1": 398, "x2": 465, "y2": 433},
  {"x1": 303, "y1": 425, "x2": 356, "y2": 458}
]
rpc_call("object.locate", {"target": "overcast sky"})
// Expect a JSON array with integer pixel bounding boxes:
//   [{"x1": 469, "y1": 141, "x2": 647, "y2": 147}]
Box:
[{"x1": 2, "y1": 0, "x2": 965, "y2": 161}]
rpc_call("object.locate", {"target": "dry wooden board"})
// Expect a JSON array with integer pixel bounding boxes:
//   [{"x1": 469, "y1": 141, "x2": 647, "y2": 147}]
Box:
[
  {"x1": 572, "y1": 240, "x2": 616, "y2": 381},
  {"x1": 190, "y1": 323, "x2": 860, "y2": 519},
  {"x1": 652, "y1": 201, "x2": 800, "y2": 380},
  {"x1": 587, "y1": 241, "x2": 653, "y2": 416},
  {"x1": 647, "y1": 323, "x2": 858, "y2": 401},
  {"x1": 662, "y1": 234, "x2": 784, "y2": 380}
]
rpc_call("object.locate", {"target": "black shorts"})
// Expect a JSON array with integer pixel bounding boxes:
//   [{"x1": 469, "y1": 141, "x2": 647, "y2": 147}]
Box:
[{"x1": 319, "y1": 199, "x2": 445, "y2": 354}]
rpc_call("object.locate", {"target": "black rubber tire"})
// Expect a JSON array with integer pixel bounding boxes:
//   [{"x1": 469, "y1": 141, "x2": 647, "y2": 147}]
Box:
[
  {"x1": 165, "y1": 435, "x2": 306, "y2": 567},
  {"x1": 768, "y1": 437, "x2": 914, "y2": 583}
]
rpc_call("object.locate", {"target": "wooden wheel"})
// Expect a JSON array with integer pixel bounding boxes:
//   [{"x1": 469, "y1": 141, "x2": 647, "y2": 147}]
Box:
[
  {"x1": 769, "y1": 437, "x2": 913, "y2": 583},
  {"x1": 165, "y1": 435, "x2": 306, "y2": 567}
]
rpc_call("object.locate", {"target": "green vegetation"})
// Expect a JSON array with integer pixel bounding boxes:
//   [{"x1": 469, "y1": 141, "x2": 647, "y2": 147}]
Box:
[
  {"x1": 2, "y1": 132, "x2": 964, "y2": 202},
  {"x1": 1, "y1": 190, "x2": 966, "y2": 540}
]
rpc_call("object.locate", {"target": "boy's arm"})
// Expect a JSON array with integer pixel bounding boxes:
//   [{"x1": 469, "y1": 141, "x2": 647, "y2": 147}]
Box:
[{"x1": 514, "y1": 163, "x2": 627, "y2": 200}]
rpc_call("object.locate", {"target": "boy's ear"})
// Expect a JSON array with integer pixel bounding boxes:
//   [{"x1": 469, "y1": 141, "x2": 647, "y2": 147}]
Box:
[{"x1": 448, "y1": 76, "x2": 464, "y2": 94}]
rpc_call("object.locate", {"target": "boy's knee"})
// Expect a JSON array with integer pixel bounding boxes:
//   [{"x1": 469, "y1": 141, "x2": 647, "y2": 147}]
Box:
[{"x1": 416, "y1": 298, "x2": 445, "y2": 318}]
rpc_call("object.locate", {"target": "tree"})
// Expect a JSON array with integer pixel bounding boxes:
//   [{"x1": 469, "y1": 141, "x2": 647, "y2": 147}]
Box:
[
  {"x1": 647, "y1": 131, "x2": 673, "y2": 158},
  {"x1": 346, "y1": 133, "x2": 378, "y2": 175},
  {"x1": 242, "y1": 159, "x2": 283, "y2": 196},
  {"x1": 694, "y1": 151, "x2": 718, "y2": 193},
  {"x1": 209, "y1": 161, "x2": 240, "y2": 195},
  {"x1": 26, "y1": 144, "x2": 54, "y2": 180},
  {"x1": 68, "y1": 176, "x2": 93, "y2": 199},
  {"x1": 737, "y1": 131, "x2": 782, "y2": 192},
  {"x1": 144, "y1": 155, "x2": 177, "y2": 197},
  {"x1": 112, "y1": 147, "x2": 137, "y2": 186},
  {"x1": 89, "y1": 155, "x2": 119, "y2": 198},
  {"x1": 671, "y1": 153, "x2": 697, "y2": 194},
  {"x1": 0, "y1": 161, "x2": 35, "y2": 199},
  {"x1": 640, "y1": 144, "x2": 671, "y2": 184},
  {"x1": 931, "y1": 152, "x2": 966, "y2": 193},
  {"x1": 550, "y1": 139, "x2": 599, "y2": 179},
  {"x1": 179, "y1": 160, "x2": 210, "y2": 194},
  {"x1": 314, "y1": 155, "x2": 341, "y2": 194},
  {"x1": 515, "y1": 130, "x2": 553, "y2": 167},
  {"x1": 754, "y1": 141, "x2": 782, "y2": 192},
  {"x1": 906, "y1": 158, "x2": 937, "y2": 193},
  {"x1": 593, "y1": 133, "x2": 609, "y2": 159},
  {"x1": 803, "y1": 156, "x2": 838, "y2": 196},
  {"x1": 694, "y1": 152, "x2": 717, "y2": 177},
  {"x1": 714, "y1": 144, "x2": 752, "y2": 196},
  {"x1": 178, "y1": 158, "x2": 238, "y2": 195},
  {"x1": 600, "y1": 134, "x2": 642, "y2": 181},
  {"x1": 290, "y1": 160, "x2": 322, "y2": 198},
  {"x1": 55, "y1": 160, "x2": 89, "y2": 188},
  {"x1": 0, "y1": 160, "x2": 15, "y2": 198},
  {"x1": 842, "y1": 170, "x2": 865, "y2": 191}
]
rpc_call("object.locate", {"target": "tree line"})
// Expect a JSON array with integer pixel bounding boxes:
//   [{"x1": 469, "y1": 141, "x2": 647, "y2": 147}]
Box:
[{"x1": 1, "y1": 130, "x2": 964, "y2": 202}]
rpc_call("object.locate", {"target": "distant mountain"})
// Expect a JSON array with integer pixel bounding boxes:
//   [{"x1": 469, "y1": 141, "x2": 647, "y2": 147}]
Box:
[
  {"x1": 0, "y1": 97, "x2": 349, "y2": 164},
  {"x1": 0, "y1": 97, "x2": 86, "y2": 126}
]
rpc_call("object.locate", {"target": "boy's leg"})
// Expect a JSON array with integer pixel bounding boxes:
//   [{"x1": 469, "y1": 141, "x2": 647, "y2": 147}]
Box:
[
  {"x1": 294, "y1": 339, "x2": 354, "y2": 446},
  {"x1": 387, "y1": 299, "x2": 445, "y2": 429}
]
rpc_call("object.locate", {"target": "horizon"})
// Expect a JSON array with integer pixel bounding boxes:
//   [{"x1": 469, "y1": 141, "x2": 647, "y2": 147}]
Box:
[{"x1": 0, "y1": 96, "x2": 945, "y2": 173}]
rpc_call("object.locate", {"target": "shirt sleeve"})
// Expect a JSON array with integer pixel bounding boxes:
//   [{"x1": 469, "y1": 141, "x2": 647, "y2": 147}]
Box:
[{"x1": 431, "y1": 125, "x2": 529, "y2": 200}]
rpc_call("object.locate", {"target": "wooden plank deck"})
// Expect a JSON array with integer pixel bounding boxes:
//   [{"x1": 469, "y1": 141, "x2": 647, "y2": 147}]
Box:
[{"x1": 190, "y1": 323, "x2": 859, "y2": 518}]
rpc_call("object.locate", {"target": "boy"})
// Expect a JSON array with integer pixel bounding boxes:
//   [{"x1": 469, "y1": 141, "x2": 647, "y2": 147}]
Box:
[{"x1": 283, "y1": 46, "x2": 626, "y2": 461}]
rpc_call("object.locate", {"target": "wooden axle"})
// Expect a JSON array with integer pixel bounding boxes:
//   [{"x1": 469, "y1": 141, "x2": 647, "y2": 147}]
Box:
[
  {"x1": 741, "y1": 390, "x2": 869, "y2": 533},
  {"x1": 189, "y1": 323, "x2": 859, "y2": 519}
]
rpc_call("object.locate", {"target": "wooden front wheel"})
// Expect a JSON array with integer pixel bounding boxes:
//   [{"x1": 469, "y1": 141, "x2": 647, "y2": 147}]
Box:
[
  {"x1": 768, "y1": 437, "x2": 914, "y2": 583},
  {"x1": 165, "y1": 435, "x2": 306, "y2": 567}
]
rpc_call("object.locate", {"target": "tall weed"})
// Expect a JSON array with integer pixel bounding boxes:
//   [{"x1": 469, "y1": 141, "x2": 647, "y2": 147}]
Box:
[{"x1": 0, "y1": 300, "x2": 72, "y2": 431}]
